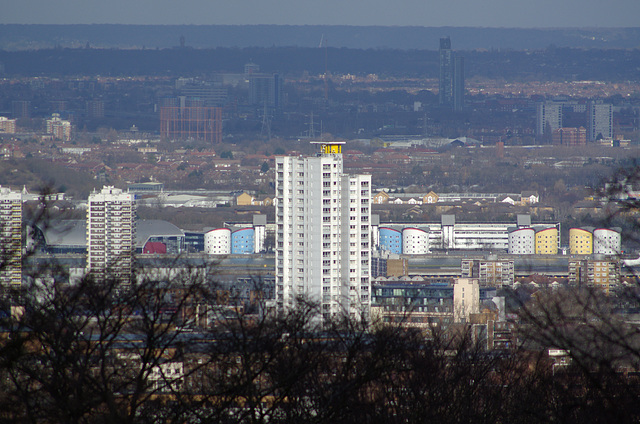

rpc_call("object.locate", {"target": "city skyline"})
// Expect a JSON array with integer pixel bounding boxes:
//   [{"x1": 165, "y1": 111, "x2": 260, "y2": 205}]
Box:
[{"x1": 3, "y1": 0, "x2": 640, "y2": 28}]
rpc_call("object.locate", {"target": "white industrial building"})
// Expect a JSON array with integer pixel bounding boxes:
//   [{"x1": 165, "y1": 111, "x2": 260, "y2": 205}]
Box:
[
  {"x1": 375, "y1": 215, "x2": 560, "y2": 254},
  {"x1": 275, "y1": 141, "x2": 371, "y2": 323},
  {"x1": 402, "y1": 227, "x2": 430, "y2": 255},
  {"x1": 204, "y1": 228, "x2": 232, "y2": 255},
  {"x1": 593, "y1": 228, "x2": 622, "y2": 256},
  {"x1": 508, "y1": 227, "x2": 536, "y2": 255},
  {"x1": 204, "y1": 215, "x2": 268, "y2": 255}
]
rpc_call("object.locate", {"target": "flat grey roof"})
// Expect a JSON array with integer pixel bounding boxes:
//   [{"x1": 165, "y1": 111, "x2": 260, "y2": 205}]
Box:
[
  {"x1": 441, "y1": 215, "x2": 456, "y2": 226},
  {"x1": 40, "y1": 220, "x2": 86, "y2": 247},
  {"x1": 136, "y1": 219, "x2": 185, "y2": 248},
  {"x1": 37, "y1": 219, "x2": 186, "y2": 249}
]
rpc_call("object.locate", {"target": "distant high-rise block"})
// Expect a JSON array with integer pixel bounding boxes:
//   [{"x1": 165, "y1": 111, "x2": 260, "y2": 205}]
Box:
[
  {"x1": 160, "y1": 106, "x2": 222, "y2": 143},
  {"x1": 588, "y1": 102, "x2": 613, "y2": 142},
  {"x1": 439, "y1": 37, "x2": 464, "y2": 111},
  {"x1": 536, "y1": 102, "x2": 563, "y2": 137},
  {"x1": 178, "y1": 83, "x2": 228, "y2": 107},
  {"x1": 439, "y1": 37, "x2": 454, "y2": 108},
  {"x1": 244, "y1": 62, "x2": 260, "y2": 75},
  {"x1": 87, "y1": 186, "x2": 136, "y2": 282},
  {"x1": 159, "y1": 97, "x2": 179, "y2": 108},
  {"x1": 86, "y1": 100, "x2": 105, "y2": 119},
  {"x1": 0, "y1": 186, "x2": 22, "y2": 286},
  {"x1": 275, "y1": 141, "x2": 371, "y2": 323},
  {"x1": 249, "y1": 73, "x2": 283, "y2": 109},
  {"x1": 46, "y1": 113, "x2": 72, "y2": 141},
  {"x1": 12, "y1": 100, "x2": 30, "y2": 119},
  {"x1": 50, "y1": 101, "x2": 68, "y2": 113}
]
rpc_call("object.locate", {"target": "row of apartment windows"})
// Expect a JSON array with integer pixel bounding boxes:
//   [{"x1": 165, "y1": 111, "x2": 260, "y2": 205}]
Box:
[{"x1": 349, "y1": 216, "x2": 369, "y2": 221}]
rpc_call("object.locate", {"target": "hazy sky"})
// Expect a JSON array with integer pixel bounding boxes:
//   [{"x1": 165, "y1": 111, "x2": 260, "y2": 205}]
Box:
[{"x1": 3, "y1": 0, "x2": 639, "y2": 27}]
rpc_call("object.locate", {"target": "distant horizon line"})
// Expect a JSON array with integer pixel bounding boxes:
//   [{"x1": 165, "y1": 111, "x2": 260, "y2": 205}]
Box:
[{"x1": 2, "y1": 23, "x2": 640, "y2": 30}]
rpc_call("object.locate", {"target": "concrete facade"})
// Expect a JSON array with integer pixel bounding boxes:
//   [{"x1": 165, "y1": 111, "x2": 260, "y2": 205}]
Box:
[{"x1": 275, "y1": 142, "x2": 371, "y2": 322}]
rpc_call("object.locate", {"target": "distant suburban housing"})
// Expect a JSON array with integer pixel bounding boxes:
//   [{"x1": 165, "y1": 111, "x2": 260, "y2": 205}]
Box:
[
  {"x1": 372, "y1": 190, "x2": 538, "y2": 206},
  {"x1": 235, "y1": 192, "x2": 273, "y2": 206}
]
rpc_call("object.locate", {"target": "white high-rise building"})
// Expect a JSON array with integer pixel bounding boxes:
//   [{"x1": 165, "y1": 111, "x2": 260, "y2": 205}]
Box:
[
  {"x1": 0, "y1": 186, "x2": 22, "y2": 286},
  {"x1": 275, "y1": 142, "x2": 371, "y2": 323},
  {"x1": 588, "y1": 102, "x2": 613, "y2": 142},
  {"x1": 87, "y1": 186, "x2": 135, "y2": 281},
  {"x1": 536, "y1": 102, "x2": 563, "y2": 137}
]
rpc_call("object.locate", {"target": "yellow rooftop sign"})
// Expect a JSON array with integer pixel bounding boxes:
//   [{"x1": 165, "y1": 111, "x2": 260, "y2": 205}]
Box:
[{"x1": 311, "y1": 141, "x2": 345, "y2": 155}]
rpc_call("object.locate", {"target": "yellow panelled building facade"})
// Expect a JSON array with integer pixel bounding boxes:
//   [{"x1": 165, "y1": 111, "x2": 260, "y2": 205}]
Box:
[
  {"x1": 569, "y1": 227, "x2": 593, "y2": 255},
  {"x1": 535, "y1": 227, "x2": 559, "y2": 255}
]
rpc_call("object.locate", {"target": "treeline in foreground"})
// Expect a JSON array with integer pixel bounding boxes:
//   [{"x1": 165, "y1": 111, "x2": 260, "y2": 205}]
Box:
[{"x1": 0, "y1": 255, "x2": 640, "y2": 424}]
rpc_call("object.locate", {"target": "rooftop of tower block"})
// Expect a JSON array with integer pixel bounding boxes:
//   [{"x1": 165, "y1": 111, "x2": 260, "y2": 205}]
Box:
[{"x1": 310, "y1": 140, "x2": 345, "y2": 155}]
